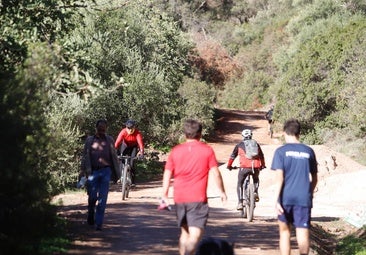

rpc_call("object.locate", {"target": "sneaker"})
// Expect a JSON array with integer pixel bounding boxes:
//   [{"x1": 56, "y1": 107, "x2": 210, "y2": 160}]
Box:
[
  {"x1": 254, "y1": 193, "x2": 260, "y2": 202},
  {"x1": 236, "y1": 203, "x2": 243, "y2": 210}
]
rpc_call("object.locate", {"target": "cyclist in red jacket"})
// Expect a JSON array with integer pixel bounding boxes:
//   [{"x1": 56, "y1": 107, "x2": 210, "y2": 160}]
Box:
[{"x1": 115, "y1": 120, "x2": 144, "y2": 185}]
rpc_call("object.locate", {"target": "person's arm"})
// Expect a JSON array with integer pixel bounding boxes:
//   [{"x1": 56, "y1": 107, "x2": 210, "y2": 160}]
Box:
[
  {"x1": 310, "y1": 171, "x2": 318, "y2": 195},
  {"x1": 136, "y1": 132, "x2": 144, "y2": 155},
  {"x1": 114, "y1": 130, "x2": 124, "y2": 149},
  {"x1": 258, "y1": 145, "x2": 266, "y2": 168},
  {"x1": 273, "y1": 169, "x2": 284, "y2": 215},
  {"x1": 210, "y1": 166, "x2": 227, "y2": 203},
  {"x1": 161, "y1": 169, "x2": 172, "y2": 205},
  {"x1": 227, "y1": 145, "x2": 238, "y2": 170},
  {"x1": 80, "y1": 136, "x2": 92, "y2": 177}
]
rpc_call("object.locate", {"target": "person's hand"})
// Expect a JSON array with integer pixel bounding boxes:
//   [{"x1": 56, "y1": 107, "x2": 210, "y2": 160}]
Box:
[
  {"x1": 158, "y1": 197, "x2": 171, "y2": 211},
  {"x1": 220, "y1": 191, "x2": 228, "y2": 206},
  {"x1": 275, "y1": 202, "x2": 284, "y2": 215},
  {"x1": 227, "y1": 165, "x2": 232, "y2": 171}
]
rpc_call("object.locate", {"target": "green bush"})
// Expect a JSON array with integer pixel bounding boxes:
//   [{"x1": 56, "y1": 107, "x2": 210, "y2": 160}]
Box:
[{"x1": 336, "y1": 227, "x2": 366, "y2": 255}]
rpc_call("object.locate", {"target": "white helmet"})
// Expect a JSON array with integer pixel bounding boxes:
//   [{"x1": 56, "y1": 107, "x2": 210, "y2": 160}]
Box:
[{"x1": 241, "y1": 129, "x2": 252, "y2": 139}]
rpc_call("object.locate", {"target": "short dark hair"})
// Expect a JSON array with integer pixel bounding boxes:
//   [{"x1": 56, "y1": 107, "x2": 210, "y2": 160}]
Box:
[
  {"x1": 96, "y1": 119, "x2": 107, "y2": 127},
  {"x1": 195, "y1": 237, "x2": 234, "y2": 255},
  {"x1": 283, "y1": 118, "x2": 300, "y2": 137},
  {"x1": 183, "y1": 119, "x2": 202, "y2": 139}
]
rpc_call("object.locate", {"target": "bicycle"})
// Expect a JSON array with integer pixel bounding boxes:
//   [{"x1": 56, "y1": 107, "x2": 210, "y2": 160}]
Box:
[
  {"x1": 233, "y1": 164, "x2": 257, "y2": 222},
  {"x1": 241, "y1": 166, "x2": 256, "y2": 222},
  {"x1": 118, "y1": 155, "x2": 137, "y2": 200}
]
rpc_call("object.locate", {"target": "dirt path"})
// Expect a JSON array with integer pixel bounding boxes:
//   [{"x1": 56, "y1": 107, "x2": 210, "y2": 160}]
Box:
[{"x1": 56, "y1": 109, "x2": 366, "y2": 255}]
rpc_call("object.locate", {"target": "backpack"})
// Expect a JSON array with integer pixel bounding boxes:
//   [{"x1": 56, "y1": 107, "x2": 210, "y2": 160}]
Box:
[{"x1": 243, "y1": 139, "x2": 259, "y2": 159}]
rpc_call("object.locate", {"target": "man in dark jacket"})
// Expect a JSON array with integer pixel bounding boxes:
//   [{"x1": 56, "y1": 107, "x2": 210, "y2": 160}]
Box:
[{"x1": 80, "y1": 119, "x2": 120, "y2": 230}]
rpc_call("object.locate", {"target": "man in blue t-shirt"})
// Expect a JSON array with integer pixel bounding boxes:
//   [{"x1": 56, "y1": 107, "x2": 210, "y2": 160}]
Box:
[{"x1": 271, "y1": 119, "x2": 318, "y2": 255}]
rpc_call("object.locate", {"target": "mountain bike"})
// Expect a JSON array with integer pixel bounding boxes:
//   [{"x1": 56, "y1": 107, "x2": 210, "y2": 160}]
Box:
[
  {"x1": 118, "y1": 155, "x2": 136, "y2": 200},
  {"x1": 241, "y1": 166, "x2": 256, "y2": 222},
  {"x1": 233, "y1": 165, "x2": 256, "y2": 222}
]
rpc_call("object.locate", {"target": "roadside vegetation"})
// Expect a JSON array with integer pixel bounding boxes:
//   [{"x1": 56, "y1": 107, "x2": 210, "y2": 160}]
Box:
[{"x1": 1, "y1": 0, "x2": 365, "y2": 253}]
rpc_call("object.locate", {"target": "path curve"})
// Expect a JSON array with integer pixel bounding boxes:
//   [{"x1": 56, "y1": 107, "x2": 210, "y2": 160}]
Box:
[{"x1": 56, "y1": 109, "x2": 366, "y2": 255}]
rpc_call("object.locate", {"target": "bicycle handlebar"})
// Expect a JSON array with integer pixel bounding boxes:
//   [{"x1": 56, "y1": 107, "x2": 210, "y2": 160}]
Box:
[{"x1": 117, "y1": 155, "x2": 141, "y2": 160}]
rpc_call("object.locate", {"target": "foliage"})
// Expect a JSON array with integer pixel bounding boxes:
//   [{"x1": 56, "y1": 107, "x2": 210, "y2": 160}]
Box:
[
  {"x1": 336, "y1": 227, "x2": 366, "y2": 255},
  {"x1": 218, "y1": 71, "x2": 271, "y2": 110},
  {"x1": 274, "y1": 12, "x2": 366, "y2": 143},
  {"x1": 178, "y1": 78, "x2": 216, "y2": 137},
  {"x1": 68, "y1": 0, "x2": 194, "y2": 145},
  {"x1": 45, "y1": 94, "x2": 85, "y2": 190}
]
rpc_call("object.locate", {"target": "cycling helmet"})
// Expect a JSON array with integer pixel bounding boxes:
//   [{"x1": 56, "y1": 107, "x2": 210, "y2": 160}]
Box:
[
  {"x1": 241, "y1": 129, "x2": 252, "y2": 139},
  {"x1": 125, "y1": 119, "x2": 136, "y2": 128}
]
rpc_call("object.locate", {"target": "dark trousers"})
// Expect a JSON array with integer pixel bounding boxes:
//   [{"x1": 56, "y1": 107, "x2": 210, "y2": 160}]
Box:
[{"x1": 237, "y1": 168, "x2": 259, "y2": 203}]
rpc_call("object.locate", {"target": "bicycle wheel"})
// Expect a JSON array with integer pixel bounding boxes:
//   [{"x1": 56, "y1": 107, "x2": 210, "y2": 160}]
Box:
[
  {"x1": 247, "y1": 183, "x2": 255, "y2": 222},
  {"x1": 121, "y1": 164, "x2": 128, "y2": 200},
  {"x1": 125, "y1": 165, "x2": 132, "y2": 198}
]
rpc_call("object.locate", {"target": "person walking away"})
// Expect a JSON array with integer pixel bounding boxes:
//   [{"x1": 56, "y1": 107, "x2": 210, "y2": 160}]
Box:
[
  {"x1": 271, "y1": 119, "x2": 318, "y2": 255},
  {"x1": 161, "y1": 119, "x2": 227, "y2": 255},
  {"x1": 226, "y1": 129, "x2": 265, "y2": 210},
  {"x1": 80, "y1": 119, "x2": 120, "y2": 231},
  {"x1": 265, "y1": 105, "x2": 274, "y2": 135},
  {"x1": 114, "y1": 119, "x2": 144, "y2": 186}
]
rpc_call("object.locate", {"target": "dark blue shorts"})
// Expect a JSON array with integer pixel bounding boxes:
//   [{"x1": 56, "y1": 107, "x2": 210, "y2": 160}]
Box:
[
  {"x1": 278, "y1": 205, "x2": 311, "y2": 228},
  {"x1": 176, "y1": 202, "x2": 209, "y2": 229}
]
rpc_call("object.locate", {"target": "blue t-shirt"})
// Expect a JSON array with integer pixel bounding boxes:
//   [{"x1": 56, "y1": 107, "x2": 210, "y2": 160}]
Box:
[{"x1": 271, "y1": 143, "x2": 318, "y2": 207}]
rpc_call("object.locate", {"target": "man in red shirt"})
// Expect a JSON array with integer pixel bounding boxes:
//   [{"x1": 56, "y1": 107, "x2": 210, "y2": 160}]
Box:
[
  {"x1": 115, "y1": 120, "x2": 144, "y2": 185},
  {"x1": 161, "y1": 119, "x2": 227, "y2": 255}
]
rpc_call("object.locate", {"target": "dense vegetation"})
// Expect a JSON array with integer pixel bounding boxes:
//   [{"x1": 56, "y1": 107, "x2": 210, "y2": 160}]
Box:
[{"x1": 1, "y1": 0, "x2": 365, "y2": 253}]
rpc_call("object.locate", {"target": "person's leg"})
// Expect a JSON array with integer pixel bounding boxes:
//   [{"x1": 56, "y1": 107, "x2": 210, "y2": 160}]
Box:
[
  {"x1": 120, "y1": 142, "x2": 127, "y2": 156},
  {"x1": 241, "y1": 169, "x2": 251, "y2": 205},
  {"x1": 179, "y1": 225, "x2": 189, "y2": 255},
  {"x1": 87, "y1": 172, "x2": 98, "y2": 225},
  {"x1": 296, "y1": 228, "x2": 310, "y2": 255},
  {"x1": 278, "y1": 221, "x2": 291, "y2": 255},
  {"x1": 130, "y1": 146, "x2": 138, "y2": 184},
  {"x1": 236, "y1": 169, "x2": 245, "y2": 209},
  {"x1": 185, "y1": 226, "x2": 204, "y2": 255},
  {"x1": 293, "y1": 206, "x2": 311, "y2": 254},
  {"x1": 253, "y1": 170, "x2": 260, "y2": 201},
  {"x1": 95, "y1": 168, "x2": 111, "y2": 229}
]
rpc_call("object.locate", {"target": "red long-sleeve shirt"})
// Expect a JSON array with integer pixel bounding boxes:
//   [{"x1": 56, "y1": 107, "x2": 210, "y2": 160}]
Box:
[{"x1": 114, "y1": 128, "x2": 144, "y2": 152}]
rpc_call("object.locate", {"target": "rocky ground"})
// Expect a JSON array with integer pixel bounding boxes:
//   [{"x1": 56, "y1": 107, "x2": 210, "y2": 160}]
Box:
[{"x1": 54, "y1": 109, "x2": 366, "y2": 255}]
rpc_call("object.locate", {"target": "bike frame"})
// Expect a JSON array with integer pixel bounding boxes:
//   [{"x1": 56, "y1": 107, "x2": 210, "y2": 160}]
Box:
[
  {"x1": 235, "y1": 162, "x2": 256, "y2": 222},
  {"x1": 118, "y1": 155, "x2": 136, "y2": 200},
  {"x1": 242, "y1": 166, "x2": 255, "y2": 222}
]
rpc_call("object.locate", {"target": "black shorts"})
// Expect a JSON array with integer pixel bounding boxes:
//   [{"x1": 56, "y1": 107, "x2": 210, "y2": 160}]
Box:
[{"x1": 176, "y1": 202, "x2": 209, "y2": 229}]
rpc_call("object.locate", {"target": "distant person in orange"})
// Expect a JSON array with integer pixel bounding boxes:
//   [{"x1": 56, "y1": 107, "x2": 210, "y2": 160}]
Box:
[
  {"x1": 115, "y1": 119, "x2": 144, "y2": 185},
  {"x1": 271, "y1": 119, "x2": 318, "y2": 255},
  {"x1": 161, "y1": 119, "x2": 227, "y2": 255}
]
